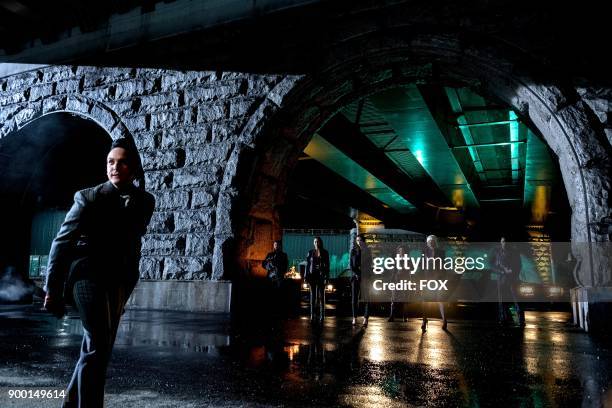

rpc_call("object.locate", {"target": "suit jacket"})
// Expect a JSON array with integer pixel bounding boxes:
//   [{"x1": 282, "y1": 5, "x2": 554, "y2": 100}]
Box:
[
  {"x1": 262, "y1": 250, "x2": 288, "y2": 280},
  {"x1": 44, "y1": 181, "x2": 155, "y2": 300},
  {"x1": 349, "y1": 245, "x2": 372, "y2": 280},
  {"x1": 493, "y1": 246, "x2": 522, "y2": 280}
]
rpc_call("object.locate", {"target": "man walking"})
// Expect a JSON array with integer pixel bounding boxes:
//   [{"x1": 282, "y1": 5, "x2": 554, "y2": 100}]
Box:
[{"x1": 44, "y1": 138, "x2": 155, "y2": 407}]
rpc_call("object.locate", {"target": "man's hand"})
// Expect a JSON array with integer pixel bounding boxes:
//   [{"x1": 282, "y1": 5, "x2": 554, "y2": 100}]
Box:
[{"x1": 43, "y1": 294, "x2": 65, "y2": 319}]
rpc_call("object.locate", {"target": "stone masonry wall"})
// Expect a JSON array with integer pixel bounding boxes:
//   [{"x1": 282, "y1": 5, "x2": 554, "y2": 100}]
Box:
[{"x1": 0, "y1": 65, "x2": 301, "y2": 281}]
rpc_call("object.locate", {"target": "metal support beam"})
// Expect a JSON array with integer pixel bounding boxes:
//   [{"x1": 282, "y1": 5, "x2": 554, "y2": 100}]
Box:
[
  {"x1": 291, "y1": 158, "x2": 393, "y2": 222},
  {"x1": 451, "y1": 140, "x2": 527, "y2": 149},
  {"x1": 318, "y1": 114, "x2": 452, "y2": 210},
  {"x1": 456, "y1": 119, "x2": 518, "y2": 129}
]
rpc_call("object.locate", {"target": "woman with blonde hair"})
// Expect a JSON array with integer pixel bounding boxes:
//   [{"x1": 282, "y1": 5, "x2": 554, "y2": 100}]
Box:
[{"x1": 421, "y1": 234, "x2": 447, "y2": 332}]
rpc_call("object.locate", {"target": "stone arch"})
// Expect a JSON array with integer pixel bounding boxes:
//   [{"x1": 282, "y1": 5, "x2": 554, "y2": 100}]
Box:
[
  {"x1": 227, "y1": 33, "x2": 611, "y2": 285},
  {"x1": 0, "y1": 94, "x2": 145, "y2": 186}
]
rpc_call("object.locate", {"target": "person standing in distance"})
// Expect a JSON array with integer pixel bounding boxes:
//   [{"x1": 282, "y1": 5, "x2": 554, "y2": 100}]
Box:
[
  {"x1": 262, "y1": 240, "x2": 289, "y2": 287},
  {"x1": 305, "y1": 236, "x2": 330, "y2": 324},
  {"x1": 44, "y1": 138, "x2": 155, "y2": 408},
  {"x1": 350, "y1": 234, "x2": 371, "y2": 326},
  {"x1": 262, "y1": 240, "x2": 289, "y2": 317}
]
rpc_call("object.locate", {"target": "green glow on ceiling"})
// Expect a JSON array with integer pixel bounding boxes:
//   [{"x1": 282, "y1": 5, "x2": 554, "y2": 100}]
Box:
[
  {"x1": 303, "y1": 133, "x2": 416, "y2": 213},
  {"x1": 445, "y1": 88, "x2": 486, "y2": 182},
  {"x1": 509, "y1": 111, "x2": 520, "y2": 183},
  {"x1": 369, "y1": 85, "x2": 479, "y2": 209}
]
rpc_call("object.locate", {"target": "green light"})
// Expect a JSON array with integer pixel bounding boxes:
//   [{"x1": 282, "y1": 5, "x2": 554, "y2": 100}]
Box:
[
  {"x1": 304, "y1": 134, "x2": 416, "y2": 213},
  {"x1": 509, "y1": 111, "x2": 520, "y2": 183}
]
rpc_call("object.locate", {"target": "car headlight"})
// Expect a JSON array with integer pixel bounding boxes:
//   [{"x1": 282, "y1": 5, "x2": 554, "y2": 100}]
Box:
[
  {"x1": 302, "y1": 283, "x2": 309, "y2": 290},
  {"x1": 519, "y1": 285, "x2": 534, "y2": 296},
  {"x1": 325, "y1": 284, "x2": 334, "y2": 292}
]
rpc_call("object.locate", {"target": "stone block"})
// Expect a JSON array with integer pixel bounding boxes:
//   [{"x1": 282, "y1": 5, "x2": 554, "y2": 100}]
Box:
[
  {"x1": 191, "y1": 189, "x2": 215, "y2": 208},
  {"x1": 42, "y1": 67, "x2": 76, "y2": 83},
  {"x1": 185, "y1": 233, "x2": 214, "y2": 256},
  {"x1": 197, "y1": 102, "x2": 227, "y2": 123},
  {"x1": 82, "y1": 87, "x2": 111, "y2": 101},
  {"x1": 162, "y1": 256, "x2": 210, "y2": 279},
  {"x1": 123, "y1": 115, "x2": 148, "y2": 132},
  {"x1": 211, "y1": 120, "x2": 241, "y2": 142},
  {"x1": 65, "y1": 95, "x2": 92, "y2": 114},
  {"x1": 55, "y1": 79, "x2": 81, "y2": 94},
  {"x1": 80, "y1": 67, "x2": 133, "y2": 88},
  {"x1": 114, "y1": 79, "x2": 156, "y2": 99},
  {"x1": 133, "y1": 131, "x2": 159, "y2": 151},
  {"x1": 229, "y1": 98, "x2": 256, "y2": 118},
  {"x1": 148, "y1": 211, "x2": 175, "y2": 234},
  {"x1": 160, "y1": 125, "x2": 210, "y2": 148},
  {"x1": 141, "y1": 149, "x2": 184, "y2": 170},
  {"x1": 268, "y1": 76, "x2": 300, "y2": 106},
  {"x1": 153, "y1": 189, "x2": 190, "y2": 210},
  {"x1": 139, "y1": 256, "x2": 163, "y2": 279},
  {"x1": 185, "y1": 143, "x2": 232, "y2": 166},
  {"x1": 0, "y1": 91, "x2": 27, "y2": 105},
  {"x1": 160, "y1": 71, "x2": 215, "y2": 92},
  {"x1": 0, "y1": 104, "x2": 22, "y2": 123},
  {"x1": 90, "y1": 104, "x2": 116, "y2": 131},
  {"x1": 28, "y1": 83, "x2": 54, "y2": 101},
  {"x1": 5, "y1": 71, "x2": 39, "y2": 92},
  {"x1": 42, "y1": 96, "x2": 67, "y2": 113},
  {"x1": 150, "y1": 109, "x2": 190, "y2": 130},
  {"x1": 15, "y1": 106, "x2": 39, "y2": 126},
  {"x1": 247, "y1": 77, "x2": 272, "y2": 96},
  {"x1": 106, "y1": 100, "x2": 135, "y2": 117},
  {"x1": 214, "y1": 192, "x2": 234, "y2": 236},
  {"x1": 138, "y1": 92, "x2": 182, "y2": 113},
  {"x1": 173, "y1": 167, "x2": 222, "y2": 188},
  {"x1": 142, "y1": 234, "x2": 186, "y2": 256},
  {"x1": 144, "y1": 170, "x2": 174, "y2": 190},
  {"x1": 174, "y1": 210, "x2": 213, "y2": 233}
]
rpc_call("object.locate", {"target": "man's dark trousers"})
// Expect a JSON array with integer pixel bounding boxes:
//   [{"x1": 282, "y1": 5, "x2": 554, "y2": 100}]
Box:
[{"x1": 66, "y1": 280, "x2": 125, "y2": 408}]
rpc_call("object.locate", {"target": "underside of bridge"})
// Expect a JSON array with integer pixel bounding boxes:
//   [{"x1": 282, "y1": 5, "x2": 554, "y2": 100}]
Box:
[{"x1": 285, "y1": 84, "x2": 569, "y2": 242}]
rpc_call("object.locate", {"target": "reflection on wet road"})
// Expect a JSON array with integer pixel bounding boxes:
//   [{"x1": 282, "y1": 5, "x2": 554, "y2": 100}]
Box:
[{"x1": 1, "y1": 305, "x2": 611, "y2": 407}]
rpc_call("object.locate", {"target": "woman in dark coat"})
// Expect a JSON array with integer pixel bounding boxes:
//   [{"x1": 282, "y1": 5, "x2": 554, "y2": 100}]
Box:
[
  {"x1": 350, "y1": 234, "x2": 371, "y2": 326},
  {"x1": 304, "y1": 236, "x2": 329, "y2": 323}
]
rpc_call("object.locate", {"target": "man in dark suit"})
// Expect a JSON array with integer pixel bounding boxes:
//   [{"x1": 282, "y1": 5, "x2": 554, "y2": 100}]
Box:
[
  {"x1": 262, "y1": 240, "x2": 289, "y2": 317},
  {"x1": 350, "y1": 234, "x2": 371, "y2": 326},
  {"x1": 262, "y1": 240, "x2": 289, "y2": 286},
  {"x1": 44, "y1": 138, "x2": 155, "y2": 408},
  {"x1": 494, "y1": 236, "x2": 526, "y2": 327}
]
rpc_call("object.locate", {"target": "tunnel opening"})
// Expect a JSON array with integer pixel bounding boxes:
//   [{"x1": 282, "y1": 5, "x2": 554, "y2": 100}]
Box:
[
  {"x1": 0, "y1": 113, "x2": 111, "y2": 302},
  {"x1": 233, "y1": 75, "x2": 580, "y2": 318},
  {"x1": 281, "y1": 83, "x2": 570, "y2": 266},
  {"x1": 271, "y1": 84, "x2": 572, "y2": 317}
]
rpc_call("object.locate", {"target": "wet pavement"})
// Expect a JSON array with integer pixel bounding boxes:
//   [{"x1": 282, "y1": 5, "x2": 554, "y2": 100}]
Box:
[{"x1": 1, "y1": 304, "x2": 611, "y2": 407}]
